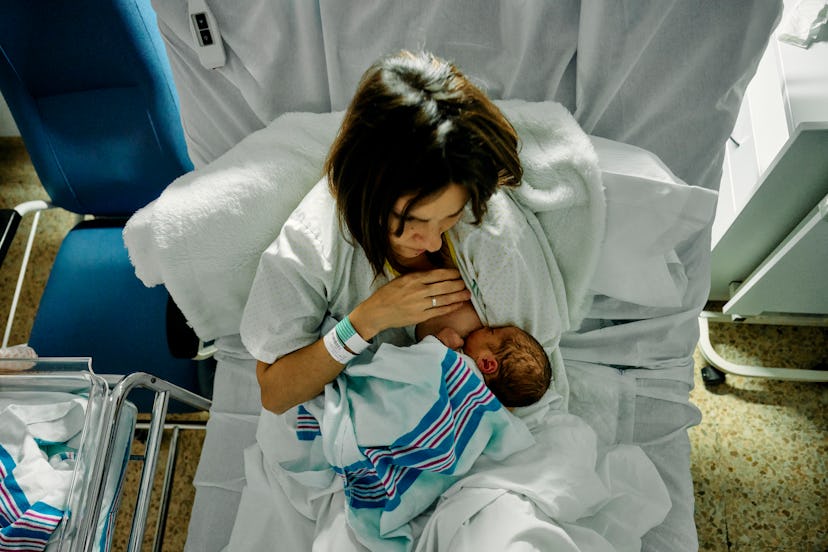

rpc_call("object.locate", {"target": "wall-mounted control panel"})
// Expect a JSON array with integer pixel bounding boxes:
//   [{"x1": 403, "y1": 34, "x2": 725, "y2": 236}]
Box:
[{"x1": 188, "y1": 0, "x2": 225, "y2": 69}]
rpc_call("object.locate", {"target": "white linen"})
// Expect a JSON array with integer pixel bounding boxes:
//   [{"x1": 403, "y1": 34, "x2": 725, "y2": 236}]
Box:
[
  {"x1": 0, "y1": 393, "x2": 85, "y2": 550},
  {"x1": 151, "y1": 0, "x2": 781, "y2": 196},
  {"x1": 124, "y1": 111, "x2": 341, "y2": 340},
  {"x1": 415, "y1": 413, "x2": 672, "y2": 552},
  {"x1": 777, "y1": 0, "x2": 828, "y2": 48},
  {"x1": 149, "y1": 0, "x2": 582, "y2": 167},
  {"x1": 564, "y1": 361, "x2": 702, "y2": 550},
  {"x1": 587, "y1": 137, "x2": 718, "y2": 309},
  {"x1": 228, "y1": 384, "x2": 670, "y2": 552}
]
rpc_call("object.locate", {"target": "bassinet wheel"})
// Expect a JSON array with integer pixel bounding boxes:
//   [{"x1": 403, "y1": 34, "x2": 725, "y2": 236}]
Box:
[{"x1": 701, "y1": 365, "x2": 726, "y2": 387}]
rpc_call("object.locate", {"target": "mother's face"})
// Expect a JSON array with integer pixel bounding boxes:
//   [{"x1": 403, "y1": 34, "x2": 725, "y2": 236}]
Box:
[{"x1": 388, "y1": 183, "x2": 469, "y2": 260}]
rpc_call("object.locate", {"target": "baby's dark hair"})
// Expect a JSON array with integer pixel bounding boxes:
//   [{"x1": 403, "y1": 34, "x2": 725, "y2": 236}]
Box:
[{"x1": 487, "y1": 328, "x2": 551, "y2": 407}]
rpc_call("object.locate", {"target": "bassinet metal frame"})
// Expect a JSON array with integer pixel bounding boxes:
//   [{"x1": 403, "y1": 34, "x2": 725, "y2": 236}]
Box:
[{"x1": 0, "y1": 361, "x2": 211, "y2": 552}]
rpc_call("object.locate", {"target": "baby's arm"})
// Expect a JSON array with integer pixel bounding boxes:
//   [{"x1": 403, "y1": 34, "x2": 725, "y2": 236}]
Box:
[{"x1": 415, "y1": 301, "x2": 483, "y2": 342}]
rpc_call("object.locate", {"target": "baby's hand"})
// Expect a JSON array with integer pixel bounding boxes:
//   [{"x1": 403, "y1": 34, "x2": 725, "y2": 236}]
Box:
[{"x1": 434, "y1": 328, "x2": 464, "y2": 350}]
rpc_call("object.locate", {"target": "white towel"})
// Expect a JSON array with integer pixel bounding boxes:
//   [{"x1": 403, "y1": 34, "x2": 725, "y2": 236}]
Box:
[{"x1": 124, "y1": 112, "x2": 342, "y2": 339}]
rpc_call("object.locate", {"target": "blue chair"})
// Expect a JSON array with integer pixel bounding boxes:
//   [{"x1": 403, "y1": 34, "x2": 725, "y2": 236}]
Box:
[{"x1": 0, "y1": 0, "x2": 212, "y2": 411}]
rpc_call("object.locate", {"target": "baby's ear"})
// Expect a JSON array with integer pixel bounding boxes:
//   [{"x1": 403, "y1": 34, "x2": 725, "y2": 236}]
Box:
[{"x1": 478, "y1": 353, "x2": 498, "y2": 374}]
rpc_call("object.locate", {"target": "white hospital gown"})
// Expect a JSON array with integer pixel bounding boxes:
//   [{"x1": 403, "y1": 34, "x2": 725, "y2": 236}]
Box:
[
  {"x1": 449, "y1": 189, "x2": 570, "y2": 404},
  {"x1": 240, "y1": 179, "x2": 566, "y2": 374},
  {"x1": 240, "y1": 178, "x2": 411, "y2": 362}
]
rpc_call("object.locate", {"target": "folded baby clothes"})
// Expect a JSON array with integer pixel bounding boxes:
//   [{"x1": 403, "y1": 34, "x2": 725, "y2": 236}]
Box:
[{"x1": 0, "y1": 393, "x2": 86, "y2": 551}]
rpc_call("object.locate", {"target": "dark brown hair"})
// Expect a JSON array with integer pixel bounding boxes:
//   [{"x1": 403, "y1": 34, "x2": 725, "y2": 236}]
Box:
[
  {"x1": 325, "y1": 50, "x2": 522, "y2": 276},
  {"x1": 488, "y1": 328, "x2": 551, "y2": 408}
]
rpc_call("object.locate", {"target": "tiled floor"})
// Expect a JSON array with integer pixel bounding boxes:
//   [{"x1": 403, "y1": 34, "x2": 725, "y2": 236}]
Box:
[
  {"x1": 1, "y1": 138, "x2": 826, "y2": 551},
  {"x1": 692, "y1": 323, "x2": 827, "y2": 551}
]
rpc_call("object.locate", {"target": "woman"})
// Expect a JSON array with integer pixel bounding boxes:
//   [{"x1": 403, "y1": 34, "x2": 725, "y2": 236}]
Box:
[{"x1": 240, "y1": 50, "x2": 522, "y2": 414}]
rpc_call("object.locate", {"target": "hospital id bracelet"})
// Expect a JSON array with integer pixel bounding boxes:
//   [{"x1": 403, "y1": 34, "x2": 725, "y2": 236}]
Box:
[
  {"x1": 323, "y1": 326, "x2": 356, "y2": 365},
  {"x1": 335, "y1": 316, "x2": 371, "y2": 354}
]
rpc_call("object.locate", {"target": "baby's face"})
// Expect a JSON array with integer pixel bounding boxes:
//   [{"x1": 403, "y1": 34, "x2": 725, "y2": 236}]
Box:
[{"x1": 462, "y1": 326, "x2": 520, "y2": 372}]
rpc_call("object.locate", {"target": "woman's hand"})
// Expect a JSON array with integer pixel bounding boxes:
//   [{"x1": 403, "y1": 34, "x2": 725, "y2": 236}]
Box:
[{"x1": 350, "y1": 268, "x2": 470, "y2": 340}]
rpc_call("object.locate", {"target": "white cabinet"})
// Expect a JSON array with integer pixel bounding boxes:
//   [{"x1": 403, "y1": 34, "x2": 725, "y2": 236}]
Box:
[{"x1": 709, "y1": 25, "x2": 828, "y2": 317}]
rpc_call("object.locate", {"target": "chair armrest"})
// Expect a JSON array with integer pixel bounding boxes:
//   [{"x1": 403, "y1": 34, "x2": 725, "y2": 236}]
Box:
[
  {"x1": 1, "y1": 201, "x2": 53, "y2": 268},
  {"x1": 0, "y1": 208, "x2": 22, "y2": 267}
]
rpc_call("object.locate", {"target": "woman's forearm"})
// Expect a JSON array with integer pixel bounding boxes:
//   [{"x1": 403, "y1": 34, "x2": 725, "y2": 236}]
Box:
[
  {"x1": 256, "y1": 339, "x2": 346, "y2": 414},
  {"x1": 256, "y1": 303, "x2": 387, "y2": 414},
  {"x1": 257, "y1": 269, "x2": 471, "y2": 414}
]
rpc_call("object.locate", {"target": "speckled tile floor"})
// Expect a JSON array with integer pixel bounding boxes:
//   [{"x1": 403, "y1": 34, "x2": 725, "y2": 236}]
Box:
[
  {"x1": 2, "y1": 137, "x2": 826, "y2": 551},
  {"x1": 691, "y1": 323, "x2": 827, "y2": 551}
]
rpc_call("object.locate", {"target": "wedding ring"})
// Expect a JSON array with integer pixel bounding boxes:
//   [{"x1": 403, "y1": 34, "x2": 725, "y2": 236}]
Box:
[{"x1": 432, "y1": 297, "x2": 437, "y2": 308}]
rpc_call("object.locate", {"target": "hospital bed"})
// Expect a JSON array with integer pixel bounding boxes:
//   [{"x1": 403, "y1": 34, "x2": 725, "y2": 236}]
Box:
[
  {"x1": 127, "y1": 2, "x2": 783, "y2": 550},
  {"x1": 5, "y1": 1, "x2": 785, "y2": 551}
]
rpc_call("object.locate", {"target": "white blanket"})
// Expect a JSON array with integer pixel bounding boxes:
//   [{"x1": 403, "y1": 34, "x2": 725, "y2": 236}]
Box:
[
  {"x1": 232, "y1": 352, "x2": 670, "y2": 552},
  {"x1": 415, "y1": 412, "x2": 671, "y2": 552}
]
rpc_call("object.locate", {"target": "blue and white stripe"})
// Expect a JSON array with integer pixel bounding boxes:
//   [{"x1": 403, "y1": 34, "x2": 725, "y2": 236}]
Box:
[
  {"x1": 297, "y1": 348, "x2": 500, "y2": 512},
  {"x1": 0, "y1": 444, "x2": 64, "y2": 551}
]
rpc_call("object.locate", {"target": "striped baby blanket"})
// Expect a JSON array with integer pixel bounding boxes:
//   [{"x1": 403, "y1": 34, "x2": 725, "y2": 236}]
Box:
[{"x1": 282, "y1": 336, "x2": 535, "y2": 551}]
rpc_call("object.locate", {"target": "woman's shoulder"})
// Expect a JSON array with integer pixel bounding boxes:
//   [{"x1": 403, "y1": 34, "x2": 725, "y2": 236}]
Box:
[
  {"x1": 274, "y1": 178, "x2": 354, "y2": 258},
  {"x1": 286, "y1": 178, "x2": 337, "y2": 232},
  {"x1": 451, "y1": 189, "x2": 533, "y2": 246}
]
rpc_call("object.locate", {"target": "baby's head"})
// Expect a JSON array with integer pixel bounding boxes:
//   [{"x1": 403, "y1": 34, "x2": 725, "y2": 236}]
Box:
[{"x1": 462, "y1": 326, "x2": 551, "y2": 408}]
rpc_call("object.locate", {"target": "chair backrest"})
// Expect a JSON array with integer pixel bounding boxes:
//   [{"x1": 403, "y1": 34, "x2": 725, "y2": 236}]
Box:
[{"x1": 0, "y1": 0, "x2": 192, "y2": 216}]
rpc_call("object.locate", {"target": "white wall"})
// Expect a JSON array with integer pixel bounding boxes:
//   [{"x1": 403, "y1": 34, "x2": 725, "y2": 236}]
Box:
[{"x1": 0, "y1": 95, "x2": 20, "y2": 136}]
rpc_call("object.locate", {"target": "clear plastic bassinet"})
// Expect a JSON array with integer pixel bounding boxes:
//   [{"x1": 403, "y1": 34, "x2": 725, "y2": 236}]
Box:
[{"x1": 0, "y1": 358, "x2": 210, "y2": 552}]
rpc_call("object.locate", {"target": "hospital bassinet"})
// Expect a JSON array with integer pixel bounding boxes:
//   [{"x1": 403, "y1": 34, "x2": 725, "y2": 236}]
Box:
[{"x1": 0, "y1": 358, "x2": 210, "y2": 552}]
